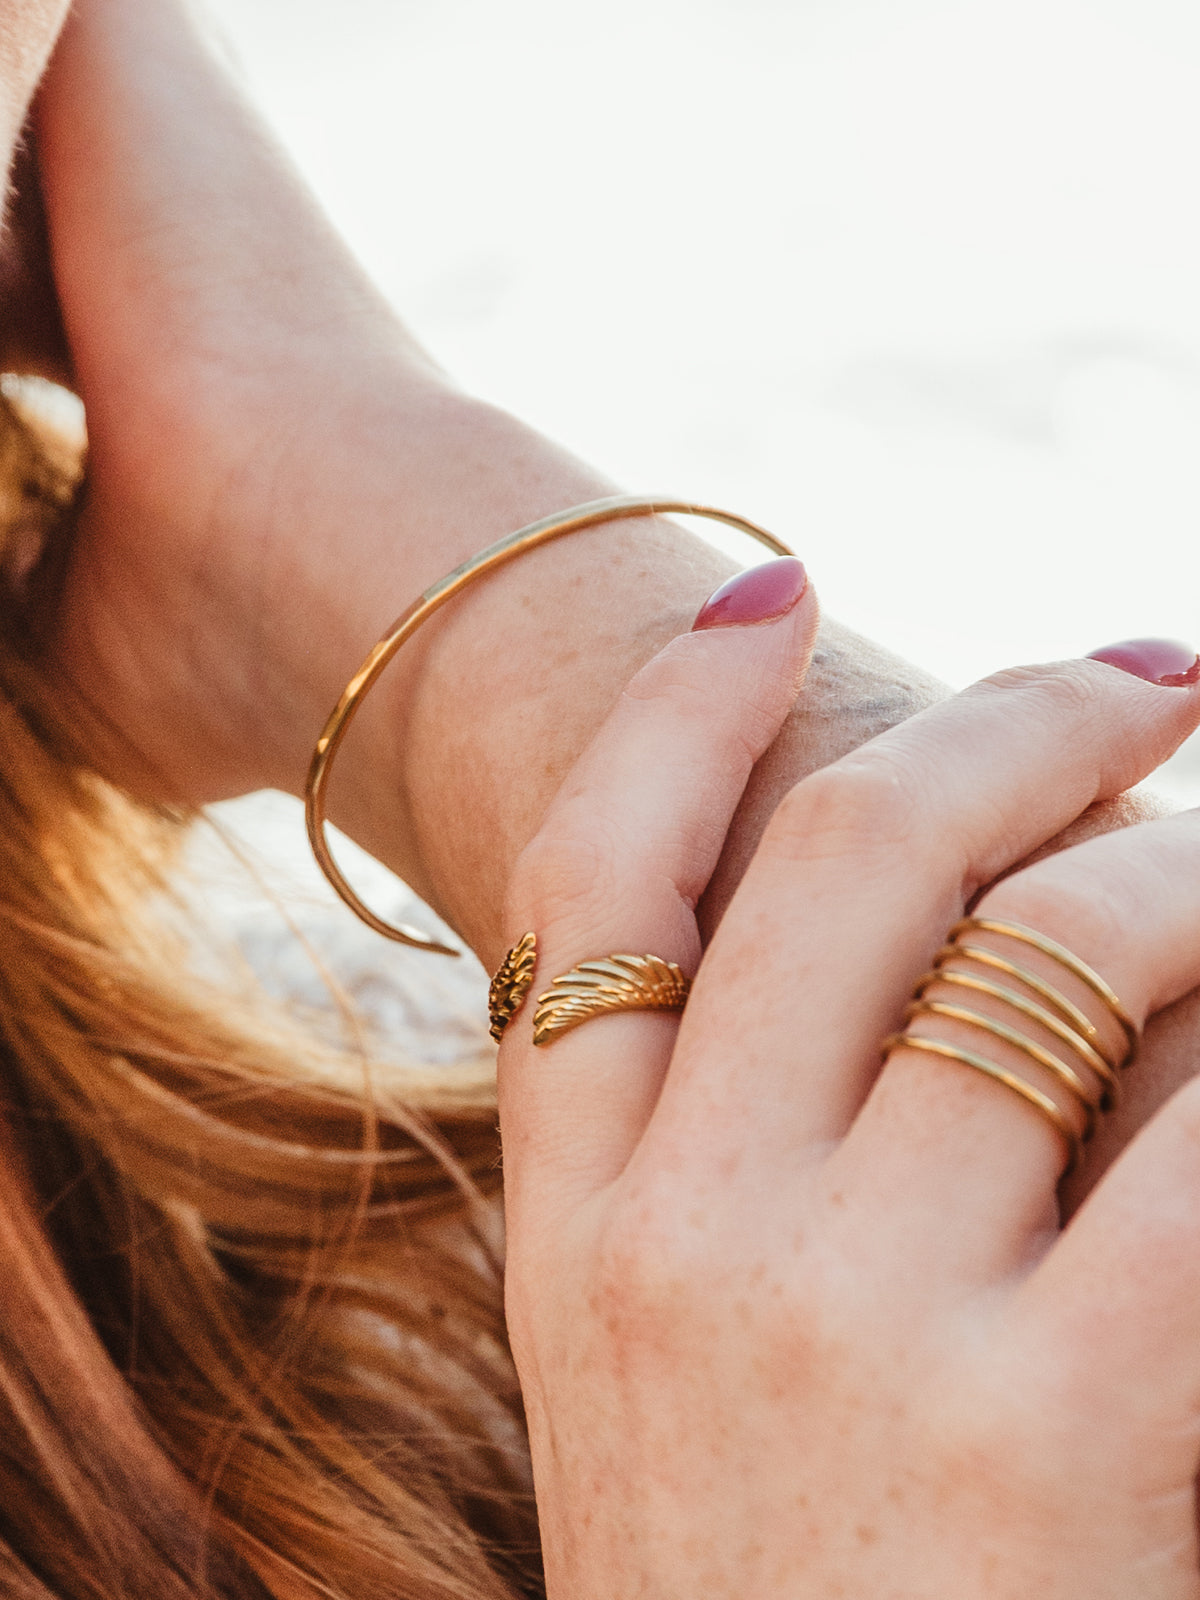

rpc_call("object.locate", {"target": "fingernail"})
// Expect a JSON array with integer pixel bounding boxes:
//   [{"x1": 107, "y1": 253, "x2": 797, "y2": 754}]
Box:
[
  {"x1": 691, "y1": 557, "x2": 809, "y2": 632},
  {"x1": 1086, "y1": 637, "x2": 1200, "y2": 687}
]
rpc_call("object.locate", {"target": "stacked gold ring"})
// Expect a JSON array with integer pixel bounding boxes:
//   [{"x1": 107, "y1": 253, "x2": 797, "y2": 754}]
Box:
[{"x1": 882, "y1": 917, "x2": 1138, "y2": 1169}]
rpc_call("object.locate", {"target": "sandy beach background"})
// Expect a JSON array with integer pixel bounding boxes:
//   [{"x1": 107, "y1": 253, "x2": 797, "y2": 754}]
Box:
[{"x1": 193, "y1": 0, "x2": 1200, "y2": 1034}]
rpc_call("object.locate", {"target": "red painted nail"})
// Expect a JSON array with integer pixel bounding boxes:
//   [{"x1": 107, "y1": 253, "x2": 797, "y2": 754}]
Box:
[
  {"x1": 1086, "y1": 637, "x2": 1200, "y2": 687},
  {"x1": 691, "y1": 557, "x2": 809, "y2": 632}
]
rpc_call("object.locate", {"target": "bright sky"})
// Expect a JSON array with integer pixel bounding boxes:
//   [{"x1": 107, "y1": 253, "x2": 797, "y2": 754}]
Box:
[{"x1": 206, "y1": 0, "x2": 1200, "y2": 826}]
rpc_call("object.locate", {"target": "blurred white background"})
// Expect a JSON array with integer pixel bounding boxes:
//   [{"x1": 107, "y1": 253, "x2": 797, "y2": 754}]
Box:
[{"x1": 193, "y1": 0, "x2": 1200, "y2": 1026}]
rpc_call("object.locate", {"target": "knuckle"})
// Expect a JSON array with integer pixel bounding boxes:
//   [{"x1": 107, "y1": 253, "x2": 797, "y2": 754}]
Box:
[
  {"x1": 507, "y1": 804, "x2": 623, "y2": 937},
  {"x1": 929, "y1": 1341, "x2": 1075, "y2": 1516},
  {"x1": 968, "y1": 659, "x2": 1105, "y2": 729},
  {"x1": 586, "y1": 1188, "x2": 700, "y2": 1344},
  {"x1": 930, "y1": 1384, "x2": 1012, "y2": 1479},
  {"x1": 625, "y1": 637, "x2": 785, "y2": 762},
  {"x1": 765, "y1": 752, "x2": 925, "y2": 865},
  {"x1": 585, "y1": 1198, "x2": 825, "y2": 1377},
  {"x1": 623, "y1": 635, "x2": 719, "y2": 714}
]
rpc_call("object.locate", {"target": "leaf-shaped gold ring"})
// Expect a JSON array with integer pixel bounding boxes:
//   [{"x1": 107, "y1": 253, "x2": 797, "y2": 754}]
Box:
[
  {"x1": 488, "y1": 932, "x2": 538, "y2": 1042},
  {"x1": 532, "y1": 953, "x2": 691, "y2": 1047}
]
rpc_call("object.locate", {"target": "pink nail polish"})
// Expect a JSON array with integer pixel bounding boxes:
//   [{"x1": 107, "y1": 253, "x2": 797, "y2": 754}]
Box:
[
  {"x1": 1086, "y1": 637, "x2": 1200, "y2": 687},
  {"x1": 691, "y1": 557, "x2": 809, "y2": 632}
]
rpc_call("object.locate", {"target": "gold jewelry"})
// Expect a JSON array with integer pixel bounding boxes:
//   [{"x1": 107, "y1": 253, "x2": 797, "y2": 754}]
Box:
[
  {"x1": 305, "y1": 495, "x2": 793, "y2": 955},
  {"x1": 881, "y1": 1032, "x2": 1084, "y2": 1167},
  {"x1": 933, "y1": 941, "x2": 1115, "y2": 1068},
  {"x1": 532, "y1": 953, "x2": 692, "y2": 1047},
  {"x1": 950, "y1": 917, "x2": 1138, "y2": 1061},
  {"x1": 885, "y1": 917, "x2": 1138, "y2": 1168},
  {"x1": 913, "y1": 967, "x2": 1120, "y2": 1107},
  {"x1": 901, "y1": 998, "x2": 1099, "y2": 1140},
  {"x1": 488, "y1": 932, "x2": 538, "y2": 1042}
]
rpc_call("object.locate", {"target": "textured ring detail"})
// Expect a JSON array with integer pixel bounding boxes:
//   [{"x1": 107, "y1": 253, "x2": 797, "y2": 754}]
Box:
[
  {"x1": 532, "y1": 953, "x2": 692, "y2": 1047},
  {"x1": 488, "y1": 932, "x2": 538, "y2": 1042}
]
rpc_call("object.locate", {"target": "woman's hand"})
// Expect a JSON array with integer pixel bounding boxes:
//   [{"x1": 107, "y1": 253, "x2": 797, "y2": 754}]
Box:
[
  {"x1": 500, "y1": 574, "x2": 1200, "y2": 1598},
  {"x1": 28, "y1": 0, "x2": 949, "y2": 958}
]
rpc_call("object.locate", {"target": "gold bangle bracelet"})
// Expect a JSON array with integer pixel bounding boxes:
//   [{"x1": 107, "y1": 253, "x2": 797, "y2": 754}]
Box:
[{"x1": 305, "y1": 494, "x2": 794, "y2": 954}]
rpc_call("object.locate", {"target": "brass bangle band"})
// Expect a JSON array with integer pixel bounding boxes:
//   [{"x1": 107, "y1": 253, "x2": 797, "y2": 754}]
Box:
[
  {"x1": 305, "y1": 495, "x2": 793, "y2": 954},
  {"x1": 950, "y1": 917, "x2": 1138, "y2": 1062},
  {"x1": 882, "y1": 1032, "x2": 1083, "y2": 1168},
  {"x1": 912, "y1": 969, "x2": 1120, "y2": 1106}
]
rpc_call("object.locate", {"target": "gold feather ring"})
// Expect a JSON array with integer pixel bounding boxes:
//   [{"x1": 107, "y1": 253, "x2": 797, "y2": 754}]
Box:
[
  {"x1": 488, "y1": 933, "x2": 538, "y2": 1042},
  {"x1": 532, "y1": 953, "x2": 692, "y2": 1047}
]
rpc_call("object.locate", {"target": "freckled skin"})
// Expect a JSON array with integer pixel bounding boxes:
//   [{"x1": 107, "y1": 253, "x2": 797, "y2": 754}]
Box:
[{"x1": 12, "y1": 5, "x2": 1200, "y2": 1589}]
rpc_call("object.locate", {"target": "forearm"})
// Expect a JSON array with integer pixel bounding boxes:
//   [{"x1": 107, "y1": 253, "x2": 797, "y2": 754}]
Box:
[
  {"x1": 37, "y1": 0, "x2": 1173, "y2": 1004},
  {"x1": 33, "y1": 0, "x2": 948, "y2": 962}
]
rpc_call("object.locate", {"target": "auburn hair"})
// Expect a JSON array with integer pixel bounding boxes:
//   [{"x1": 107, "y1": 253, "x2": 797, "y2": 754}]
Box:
[{"x1": 0, "y1": 382, "x2": 539, "y2": 1598}]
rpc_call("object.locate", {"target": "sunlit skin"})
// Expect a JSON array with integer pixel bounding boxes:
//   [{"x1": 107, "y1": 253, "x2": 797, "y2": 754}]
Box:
[
  {"x1": 1, "y1": 1, "x2": 1200, "y2": 1589},
  {"x1": 0, "y1": 0, "x2": 1191, "y2": 1224}
]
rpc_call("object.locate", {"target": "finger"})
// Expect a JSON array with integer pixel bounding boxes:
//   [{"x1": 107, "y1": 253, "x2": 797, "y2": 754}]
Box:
[
  {"x1": 843, "y1": 803, "x2": 1200, "y2": 1281},
  {"x1": 653, "y1": 647, "x2": 1200, "y2": 1177},
  {"x1": 1016, "y1": 1067, "x2": 1200, "y2": 1473},
  {"x1": 499, "y1": 559, "x2": 818, "y2": 1226}
]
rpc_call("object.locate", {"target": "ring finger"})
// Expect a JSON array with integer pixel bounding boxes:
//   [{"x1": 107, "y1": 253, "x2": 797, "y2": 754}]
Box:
[
  {"x1": 651, "y1": 644, "x2": 1200, "y2": 1224},
  {"x1": 841, "y1": 801, "x2": 1200, "y2": 1279}
]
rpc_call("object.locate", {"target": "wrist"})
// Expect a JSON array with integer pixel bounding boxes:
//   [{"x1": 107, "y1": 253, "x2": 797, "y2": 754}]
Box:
[
  {"x1": 315, "y1": 415, "x2": 739, "y2": 953},
  {"x1": 300, "y1": 409, "x2": 963, "y2": 962},
  {"x1": 278, "y1": 394, "x2": 957, "y2": 967},
  {"x1": 176, "y1": 367, "x2": 486, "y2": 799}
]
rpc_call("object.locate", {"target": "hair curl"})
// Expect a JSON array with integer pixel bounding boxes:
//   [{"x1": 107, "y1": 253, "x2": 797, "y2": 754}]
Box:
[{"x1": 0, "y1": 383, "x2": 539, "y2": 1599}]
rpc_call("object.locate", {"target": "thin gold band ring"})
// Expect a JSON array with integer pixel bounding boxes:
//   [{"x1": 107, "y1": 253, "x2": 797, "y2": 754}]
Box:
[
  {"x1": 912, "y1": 969, "x2": 1120, "y2": 1106},
  {"x1": 936, "y1": 941, "x2": 1115, "y2": 1064},
  {"x1": 949, "y1": 917, "x2": 1138, "y2": 1059},
  {"x1": 882, "y1": 1031, "x2": 1084, "y2": 1167},
  {"x1": 903, "y1": 997, "x2": 1099, "y2": 1140},
  {"x1": 886, "y1": 917, "x2": 1139, "y2": 1167}
]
